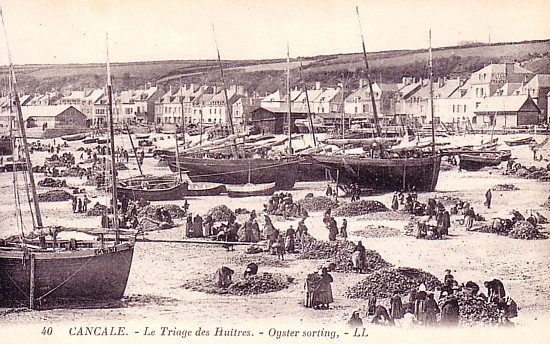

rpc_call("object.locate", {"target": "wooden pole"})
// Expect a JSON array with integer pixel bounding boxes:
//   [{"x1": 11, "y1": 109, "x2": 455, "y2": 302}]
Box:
[
  {"x1": 106, "y1": 33, "x2": 120, "y2": 244},
  {"x1": 287, "y1": 42, "x2": 293, "y2": 154},
  {"x1": 429, "y1": 29, "x2": 436, "y2": 156},
  {"x1": 299, "y1": 63, "x2": 316, "y2": 147},
  {"x1": 356, "y1": 6, "x2": 381, "y2": 138},
  {"x1": 126, "y1": 124, "x2": 143, "y2": 176},
  {"x1": 29, "y1": 254, "x2": 35, "y2": 309}
]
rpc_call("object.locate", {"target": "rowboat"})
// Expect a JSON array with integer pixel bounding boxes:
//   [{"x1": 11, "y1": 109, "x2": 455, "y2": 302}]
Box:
[
  {"x1": 459, "y1": 152, "x2": 503, "y2": 171},
  {"x1": 226, "y1": 182, "x2": 277, "y2": 198},
  {"x1": 61, "y1": 133, "x2": 87, "y2": 141},
  {"x1": 82, "y1": 137, "x2": 99, "y2": 144},
  {"x1": 504, "y1": 136, "x2": 535, "y2": 146},
  {"x1": 186, "y1": 182, "x2": 226, "y2": 196}
]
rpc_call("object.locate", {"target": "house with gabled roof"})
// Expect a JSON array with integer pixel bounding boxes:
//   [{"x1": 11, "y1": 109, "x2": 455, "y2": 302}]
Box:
[
  {"x1": 473, "y1": 95, "x2": 540, "y2": 128},
  {"x1": 516, "y1": 74, "x2": 550, "y2": 123},
  {"x1": 344, "y1": 80, "x2": 400, "y2": 125}
]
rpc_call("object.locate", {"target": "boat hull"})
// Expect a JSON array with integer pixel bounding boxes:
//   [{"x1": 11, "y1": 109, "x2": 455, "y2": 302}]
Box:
[
  {"x1": 167, "y1": 156, "x2": 299, "y2": 190},
  {"x1": 459, "y1": 153, "x2": 503, "y2": 171},
  {"x1": 505, "y1": 137, "x2": 535, "y2": 146},
  {"x1": 61, "y1": 133, "x2": 88, "y2": 141},
  {"x1": 187, "y1": 182, "x2": 226, "y2": 196},
  {"x1": 308, "y1": 154, "x2": 441, "y2": 192},
  {"x1": 226, "y1": 182, "x2": 277, "y2": 198},
  {"x1": 117, "y1": 181, "x2": 188, "y2": 201},
  {"x1": 0, "y1": 243, "x2": 134, "y2": 307}
]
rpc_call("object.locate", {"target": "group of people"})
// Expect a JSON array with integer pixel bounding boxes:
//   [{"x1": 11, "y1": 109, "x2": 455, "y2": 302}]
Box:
[
  {"x1": 72, "y1": 195, "x2": 90, "y2": 213},
  {"x1": 264, "y1": 192, "x2": 308, "y2": 219},
  {"x1": 348, "y1": 269, "x2": 518, "y2": 329},
  {"x1": 323, "y1": 208, "x2": 348, "y2": 241},
  {"x1": 304, "y1": 267, "x2": 334, "y2": 310}
]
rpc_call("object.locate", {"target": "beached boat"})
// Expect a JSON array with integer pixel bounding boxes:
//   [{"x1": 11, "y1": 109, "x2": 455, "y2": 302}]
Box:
[
  {"x1": 458, "y1": 151, "x2": 504, "y2": 171},
  {"x1": 0, "y1": 29, "x2": 134, "y2": 308},
  {"x1": 82, "y1": 137, "x2": 99, "y2": 144},
  {"x1": 309, "y1": 154, "x2": 441, "y2": 191},
  {"x1": 61, "y1": 133, "x2": 87, "y2": 141},
  {"x1": 167, "y1": 156, "x2": 299, "y2": 190},
  {"x1": 226, "y1": 182, "x2": 277, "y2": 198},
  {"x1": 116, "y1": 174, "x2": 188, "y2": 201},
  {"x1": 504, "y1": 136, "x2": 535, "y2": 146},
  {"x1": 187, "y1": 182, "x2": 226, "y2": 196},
  {"x1": 306, "y1": 16, "x2": 442, "y2": 192},
  {"x1": 135, "y1": 133, "x2": 150, "y2": 140}
]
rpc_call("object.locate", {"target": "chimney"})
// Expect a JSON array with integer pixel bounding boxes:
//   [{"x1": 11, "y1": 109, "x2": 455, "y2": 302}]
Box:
[
  {"x1": 359, "y1": 78, "x2": 367, "y2": 88},
  {"x1": 315, "y1": 81, "x2": 321, "y2": 90},
  {"x1": 438, "y1": 77, "x2": 444, "y2": 87},
  {"x1": 337, "y1": 82, "x2": 343, "y2": 89}
]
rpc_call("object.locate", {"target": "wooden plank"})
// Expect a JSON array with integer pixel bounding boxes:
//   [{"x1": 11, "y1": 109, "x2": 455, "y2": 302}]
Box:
[{"x1": 136, "y1": 238, "x2": 263, "y2": 246}]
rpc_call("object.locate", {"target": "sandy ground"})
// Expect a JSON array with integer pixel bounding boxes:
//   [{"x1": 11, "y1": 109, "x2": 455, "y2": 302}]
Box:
[{"x1": 1, "y1": 133, "x2": 549, "y2": 343}]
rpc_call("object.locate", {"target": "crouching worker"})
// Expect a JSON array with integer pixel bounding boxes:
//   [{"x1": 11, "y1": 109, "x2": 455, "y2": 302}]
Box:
[
  {"x1": 244, "y1": 263, "x2": 258, "y2": 278},
  {"x1": 215, "y1": 266, "x2": 234, "y2": 288}
]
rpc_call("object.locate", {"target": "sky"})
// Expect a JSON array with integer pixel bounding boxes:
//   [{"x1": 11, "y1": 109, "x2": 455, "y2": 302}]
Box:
[{"x1": 0, "y1": 0, "x2": 548, "y2": 65}]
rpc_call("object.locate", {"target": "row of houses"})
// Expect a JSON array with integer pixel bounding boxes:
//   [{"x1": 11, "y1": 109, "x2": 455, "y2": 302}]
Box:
[{"x1": 0, "y1": 63, "x2": 548, "y2": 135}]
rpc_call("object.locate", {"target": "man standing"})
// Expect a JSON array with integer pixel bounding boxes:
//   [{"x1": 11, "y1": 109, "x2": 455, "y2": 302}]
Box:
[{"x1": 484, "y1": 188, "x2": 492, "y2": 209}]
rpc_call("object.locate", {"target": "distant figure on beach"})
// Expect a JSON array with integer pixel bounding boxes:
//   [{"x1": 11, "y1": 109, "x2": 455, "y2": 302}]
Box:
[
  {"x1": 340, "y1": 219, "x2": 348, "y2": 240},
  {"x1": 484, "y1": 188, "x2": 492, "y2": 209},
  {"x1": 391, "y1": 191, "x2": 399, "y2": 211}
]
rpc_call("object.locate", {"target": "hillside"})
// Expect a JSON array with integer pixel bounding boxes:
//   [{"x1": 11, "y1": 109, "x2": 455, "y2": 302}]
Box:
[{"x1": 3, "y1": 39, "x2": 550, "y2": 96}]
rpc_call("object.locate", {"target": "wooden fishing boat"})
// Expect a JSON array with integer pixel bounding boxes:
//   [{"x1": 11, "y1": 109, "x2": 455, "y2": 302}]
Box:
[
  {"x1": 96, "y1": 137, "x2": 110, "y2": 144},
  {"x1": 0, "y1": 28, "x2": 134, "y2": 308},
  {"x1": 459, "y1": 151, "x2": 503, "y2": 171},
  {"x1": 166, "y1": 156, "x2": 299, "y2": 190},
  {"x1": 117, "y1": 175, "x2": 189, "y2": 201},
  {"x1": 309, "y1": 153, "x2": 441, "y2": 191},
  {"x1": 504, "y1": 136, "x2": 535, "y2": 146},
  {"x1": 226, "y1": 182, "x2": 277, "y2": 198},
  {"x1": 187, "y1": 182, "x2": 226, "y2": 196},
  {"x1": 135, "y1": 133, "x2": 150, "y2": 140},
  {"x1": 82, "y1": 137, "x2": 99, "y2": 144},
  {"x1": 61, "y1": 133, "x2": 88, "y2": 141}
]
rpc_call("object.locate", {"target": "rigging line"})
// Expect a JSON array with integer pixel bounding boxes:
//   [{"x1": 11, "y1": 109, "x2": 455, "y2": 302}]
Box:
[
  {"x1": 36, "y1": 255, "x2": 95, "y2": 301},
  {"x1": 3, "y1": 271, "x2": 30, "y2": 300}
]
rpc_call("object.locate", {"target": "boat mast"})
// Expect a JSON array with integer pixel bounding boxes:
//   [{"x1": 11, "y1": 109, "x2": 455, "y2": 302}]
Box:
[
  {"x1": 429, "y1": 29, "x2": 436, "y2": 156},
  {"x1": 106, "y1": 33, "x2": 120, "y2": 243},
  {"x1": 125, "y1": 124, "x2": 143, "y2": 176},
  {"x1": 0, "y1": 9, "x2": 43, "y2": 228},
  {"x1": 341, "y1": 78, "x2": 346, "y2": 139},
  {"x1": 174, "y1": 124, "x2": 183, "y2": 182},
  {"x1": 212, "y1": 24, "x2": 238, "y2": 159},
  {"x1": 212, "y1": 24, "x2": 235, "y2": 136},
  {"x1": 287, "y1": 42, "x2": 293, "y2": 154},
  {"x1": 355, "y1": 6, "x2": 381, "y2": 138},
  {"x1": 299, "y1": 63, "x2": 317, "y2": 147},
  {"x1": 179, "y1": 77, "x2": 186, "y2": 147}
]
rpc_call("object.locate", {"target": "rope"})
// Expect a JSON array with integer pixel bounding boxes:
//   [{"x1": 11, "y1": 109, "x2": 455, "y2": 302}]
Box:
[
  {"x1": 36, "y1": 255, "x2": 95, "y2": 301},
  {"x1": 3, "y1": 270, "x2": 30, "y2": 300}
]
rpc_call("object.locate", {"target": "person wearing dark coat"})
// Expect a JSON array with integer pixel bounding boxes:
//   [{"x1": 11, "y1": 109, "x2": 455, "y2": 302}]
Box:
[
  {"x1": 193, "y1": 214, "x2": 203, "y2": 237},
  {"x1": 348, "y1": 311, "x2": 363, "y2": 329},
  {"x1": 244, "y1": 263, "x2": 258, "y2": 277},
  {"x1": 327, "y1": 217, "x2": 338, "y2": 241},
  {"x1": 372, "y1": 305, "x2": 394, "y2": 326},
  {"x1": 439, "y1": 294, "x2": 460, "y2": 326},
  {"x1": 285, "y1": 225, "x2": 296, "y2": 253},
  {"x1": 340, "y1": 219, "x2": 348, "y2": 240},
  {"x1": 390, "y1": 293, "x2": 404, "y2": 320},
  {"x1": 391, "y1": 192, "x2": 399, "y2": 211},
  {"x1": 485, "y1": 279, "x2": 506, "y2": 303},
  {"x1": 484, "y1": 188, "x2": 492, "y2": 208},
  {"x1": 185, "y1": 215, "x2": 194, "y2": 238},
  {"x1": 424, "y1": 293, "x2": 440, "y2": 326}
]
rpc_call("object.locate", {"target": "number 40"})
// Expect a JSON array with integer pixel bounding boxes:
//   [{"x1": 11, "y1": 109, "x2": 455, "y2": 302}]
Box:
[{"x1": 41, "y1": 327, "x2": 53, "y2": 336}]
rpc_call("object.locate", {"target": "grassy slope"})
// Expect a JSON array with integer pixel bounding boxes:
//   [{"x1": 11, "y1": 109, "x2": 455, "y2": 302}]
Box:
[{"x1": 3, "y1": 39, "x2": 549, "y2": 95}]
